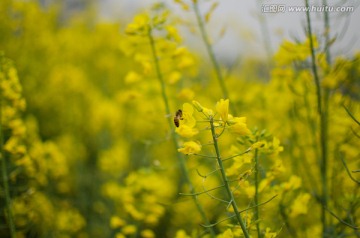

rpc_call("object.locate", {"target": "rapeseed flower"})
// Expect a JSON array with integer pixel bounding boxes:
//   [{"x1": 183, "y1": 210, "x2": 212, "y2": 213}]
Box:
[
  {"x1": 228, "y1": 116, "x2": 251, "y2": 135},
  {"x1": 125, "y1": 14, "x2": 150, "y2": 35},
  {"x1": 289, "y1": 193, "x2": 311, "y2": 218},
  {"x1": 216, "y1": 98, "x2": 229, "y2": 122},
  {"x1": 175, "y1": 124, "x2": 198, "y2": 138},
  {"x1": 178, "y1": 141, "x2": 201, "y2": 154},
  {"x1": 176, "y1": 103, "x2": 198, "y2": 137}
]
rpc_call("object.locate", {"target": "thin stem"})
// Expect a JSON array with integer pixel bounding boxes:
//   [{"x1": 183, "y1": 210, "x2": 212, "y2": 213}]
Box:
[
  {"x1": 338, "y1": 152, "x2": 360, "y2": 185},
  {"x1": 256, "y1": 0, "x2": 273, "y2": 65},
  {"x1": 209, "y1": 117, "x2": 250, "y2": 238},
  {"x1": 201, "y1": 182, "x2": 230, "y2": 204},
  {"x1": 324, "y1": 207, "x2": 359, "y2": 230},
  {"x1": 321, "y1": 2, "x2": 332, "y2": 231},
  {"x1": 179, "y1": 184, "x2": 225, "y2": 196},
  {"x1": 0, "y1": 58, "x2": 16, "y2": 237},
  {"x1": 191, "y1": 2, "x2": 237, "y2": 114},
  {"x1": 322, "y1": 0, "x2": 332, "y2": 65},
  {"x1": 238, "y1": 195, "x2": 277, "y2": 214},
  {"x1": 201, "y1": 215, "x2": 236, "y2": 228},
  {"x1": 148, "y1": 28, "x2": 215, "y2": 237},
  {"x1": 222, "y1": 148, "x2": 251, "y2": 162},
  {"x1": 196, "y1": 168, "x2": 220, "y2": 178},
  {"x1": 193, "y1": 153, "x2": 217, "y2": 158},
  {"x1": 305, "y1": 0, "x2": 322, "y2": 115},
  {"x1": 343, "y1": 104, "x2": 360, "y2": 126},
  {"x1": 254, "y1": 148, "x2": 261, "y2": 238},
  {"x1": 202, "y1": 195, "x2": 277, "y2": 228},
  {"x1": 305, "y1": 1, "x2": 329, "y2": 235}
]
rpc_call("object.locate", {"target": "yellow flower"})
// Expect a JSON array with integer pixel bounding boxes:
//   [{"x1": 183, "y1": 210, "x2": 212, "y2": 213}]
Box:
[
  {"x1": 192, "y1": 100, "x2": 214, "y2": 117},
  {"x1": 177, "y1": 88, "x2": 194, "y2": 101},
  {"x1": 125, "y1": 14, "x2": 150, "y2": 35},
  {"x1": 115, "y1": 233, "x2": 126, "y2": 238},
  {"x1": 289, "y1": 193, "x2": 311, "y2": 218},
  {"x1": 228, "y1": 117, "x2": 251, "y2": 136},
  {"x1": 168, "y1": 71, "x2": 182, "y2": 84},
  {"x1": 124, "y1": 71, "x2": 141, "y2": 84},
  {"x1": 122, "y1": 225, "x2": 137, "y2": 235},
  {"x1": 264, "y1": 227, "x2": 277, "y2": 238},
  {"x1": 241, "y1": 180, "x2": 255, "y2": 198},
  {"x1": 56, "y1": 209, "x2": 86, "y2": 233},
  {"x1": 178, "y1": 55, "x2": 195, "y2": 69},
  {"x1": 165, "y1": 25, "x2": 182, "y2": 42},
  {"x1": 141, "y1": 229, "x2": 155, "y2": 238},
  {"x1": 217, "y1": 228, "x2": 234, "y2": 238},
  {"x1": 181, "y1": 103, "x2": 196, "y2": 127},
  {"x1": 203, "y1": 107, "x2": 214, "y2": 117},
  {"x1": 251, "y1": 141, "x2": 266, "y2": 150},
  {"x1": 216, "y1": 99, "x2": 229, "y2": 122},
  {"x1": 110, "y1": 216, "x2": 125, "y2": 229},
  {"x1": 283, "y1": 175, "x2": 302, "y2": 191},
  {"x1": 174, "y1": 0, "x2": 190, "y2": 11},
  {"x1": 178, "y1": 141, "x2": 201, "y2": 154},
  {"x1": 175, "y1": 124, "x2": 198, "y2": 138},
  {"x1": 272, "y1": 137, "x2": 284, "y2": 154},
  {"x1": 175, "y1": 230, "x2": 190, "y2": 238},
  {"x1": 192, "y1": 100, "x2": 204, "y2": 112}
]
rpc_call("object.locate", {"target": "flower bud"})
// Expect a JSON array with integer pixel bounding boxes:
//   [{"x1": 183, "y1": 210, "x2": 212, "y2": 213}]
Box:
[{"x1": 192, "y1": 100, "x2": 203, "y2": 112}]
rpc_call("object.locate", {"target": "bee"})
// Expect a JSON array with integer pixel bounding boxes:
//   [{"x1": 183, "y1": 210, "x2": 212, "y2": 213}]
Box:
[{"x1": 174, "y1": 109, "x2": 183, "y2": 127}]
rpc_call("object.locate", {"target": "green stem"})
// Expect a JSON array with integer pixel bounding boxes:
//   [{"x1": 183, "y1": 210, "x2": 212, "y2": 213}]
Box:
[
  {"x1": 322, "y1": 0, "x2": 331, "y2": 65},
  {"x1": 322, "y1": 2, "x2": 332, "y2": 231},
  {"x1": 305, "y1": 0, "x2": 322, "y2": 115},
  {"x1": 305, "y1": 1, "x2": 328, "y2": 236},
  {"x1": 148, "y1": 29, "x2": 216, "y2": 237},
  {"x1": 192, "y1": 2, "x2": 237, "y2": 114},
  {"x1": 254, "y1": 148, "x2": 261, "y2": 238},
  {"x1": 0, "y1": 68, "x2": 16, "y2": 237},
  {"x1": 209, "y1": 117, "x2": 250, "y2": 238},
  {"x1": 256, "y1": 0, "x2": 273, "y2": 64}
]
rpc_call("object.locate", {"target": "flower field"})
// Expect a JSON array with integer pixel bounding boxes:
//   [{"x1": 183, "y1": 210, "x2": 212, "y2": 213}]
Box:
[{"x1": 0, "y1": 0, "x2": 359, "y2": 237}]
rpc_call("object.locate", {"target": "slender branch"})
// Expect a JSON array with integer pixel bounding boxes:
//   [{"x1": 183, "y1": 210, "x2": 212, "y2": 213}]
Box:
[
  {"x1": 324, "y1": 207, "x2": 359, "y2": 230},
  {"x1": 196, "y1": 168, "x2": 220, "y2": 178},
  {"x1": 201, "y1": 195, "x2": 278, "y2": 228},
  {"x1": 350, "y1": 127, "x2": 360, "y2": 139},
  {"x1": 338, "y1": 153, "x2": 360, "y2": 185},
  {"x1": 193, "y1": 153, "x2": 217, "y2": 158},
  {"x1": 343, "y1": 104, "x2": 360, "y2": 126},
  {"x1": 305, "y1": 1, "x2": 329, "y2": 235},
  {"x1": 228, "y1": 169, "x2": 253, "y2": 183},
  {"x1": 254, "y1": 147, "x2": 262, "y2": 238},
  {"x1": 191, "y1": 1, "x2": 237, "y2": 114},
  {"x1": 209, "y1": 116, "x2": 250, "y2": 238},
  {"x1": 216, "y1": 124, "x2": 227, "y2": 138},
  {"x1": 201, "y1": 182, "x2": 229, "y2": 204},
  {"x1": 222, "y1": 148, "x2": 251, "y2": 162},
  {"x1": 305, "y1": 0, "x2": 322, "y2": 115},
  {"x1": 201, "y1": 215, "x2": 236, "y2": 228},
  {"x1": 179, "y1": 184, "x2": 225, "y2": 196},
  {"x1": 256, "y1": 0, "x2": 274, "y2": 66},
  {"x1": 238, "y1": 195, "x2": 277, "y2": 214},
  {"x1": 322, "y1": 0, "x2": 332, "y2": 65},
  {"x1": 148, "y1": 28, "x2": 216, "y2": 237}
]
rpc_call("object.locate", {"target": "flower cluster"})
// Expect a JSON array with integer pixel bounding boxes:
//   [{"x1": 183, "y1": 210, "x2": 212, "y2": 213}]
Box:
[{"x1": 177, "y1": 99, "x2": 251, "y2": 155}]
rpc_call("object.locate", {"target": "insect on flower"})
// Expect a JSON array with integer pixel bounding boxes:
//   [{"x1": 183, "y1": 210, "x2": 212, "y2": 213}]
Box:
[{"x1": 174, "y1": 109, "x2": 183, "y2": 127}]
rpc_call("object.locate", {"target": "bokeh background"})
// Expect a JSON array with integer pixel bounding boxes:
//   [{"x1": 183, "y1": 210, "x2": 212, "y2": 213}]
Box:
[{"x1": 1, "y1": 0, "x2": 359, "y2": 237}]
